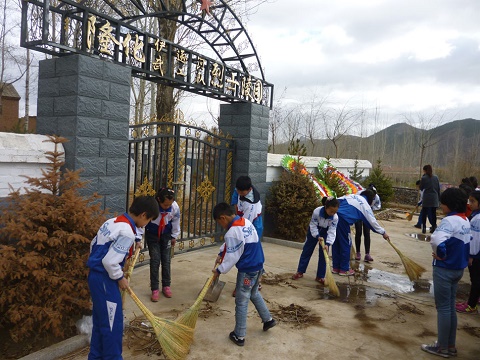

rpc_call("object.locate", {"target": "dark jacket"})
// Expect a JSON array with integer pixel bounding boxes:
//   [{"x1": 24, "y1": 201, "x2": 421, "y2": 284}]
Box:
[{"x1": 420, "y1": 174, "x2": 440, "y2": 208}]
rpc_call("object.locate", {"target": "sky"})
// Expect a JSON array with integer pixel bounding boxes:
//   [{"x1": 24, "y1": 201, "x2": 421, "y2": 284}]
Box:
[
  {"x1": 233, "y1": 0, "x2": 480, "y2": 127},
  {"x1": 9, "y1": 0, "x2": 480, "y2": 131}
]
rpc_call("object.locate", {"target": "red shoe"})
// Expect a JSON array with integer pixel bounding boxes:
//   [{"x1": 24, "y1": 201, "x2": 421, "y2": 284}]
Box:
[
  {"x1": 331, "y1": 268, "x2": 340, "y2": 274},
  {"x1": 232, "y1": 289, "x2": 236, "y2": 297},
  {"x1": 315, "y1": 277, "x2": 325, "y2": 285},
  {"x1": 151, "y1": 289, "x2": 160, "y2": 302},
  {"x1": 339, "y1": 269, "x2": 355, "y2": 276},
  {"x1": 162, "y1": 286, "x2": 172, "y2": 298},
  {"x1": 291, "y1": 272, "x2": 304, "y2": 280}
]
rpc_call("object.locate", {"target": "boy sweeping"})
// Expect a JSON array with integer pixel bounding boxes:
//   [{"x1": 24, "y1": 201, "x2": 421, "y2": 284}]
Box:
[
  {"x1": 212, "y1": 202, "x2": 276, "y2": 346},
  {"x1": 87, "y1": 196, "x2": 159, "y2": 360}
]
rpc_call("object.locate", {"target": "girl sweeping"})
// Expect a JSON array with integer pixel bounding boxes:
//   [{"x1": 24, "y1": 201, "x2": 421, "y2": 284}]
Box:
[
  {"x1": 332, "y1": 190, "x2": 390, "y2": 276},
  {"x1": 292, "y1": 197, "x2": 339, "y2": 284},
  {"x1": 455, "y1": 190, "x2": 480, "y2": 314}
]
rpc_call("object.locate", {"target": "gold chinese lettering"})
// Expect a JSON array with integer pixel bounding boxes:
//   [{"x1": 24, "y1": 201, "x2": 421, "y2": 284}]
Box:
[
  {"x1": 253, "y1": 79, "x2": 263, "y2": 104},
  {"x1": 210, "y1": 63, "x2": 224, "y2": 89},
  {"x1": 195, "y1": 58, "x2": 206, "y2": 85},
  {"x1": 132, "y1": 34, "x2": 146, "y2": 63},
  {"x1": 241, "y1": 76, "x2": 253, "y2": 101},
  {"x1": 98, "y1": 21, "x2": 121, "y2": 55},
  {"x1": 176, "y1": 49, "x2": 188, "y2": 76},
  {"x1": 87, "y1": 15, "x2": 96, "y2": 50},
  {"x1": 152, "y1": 39, "x2": 166, "y2": 76},
  {"x1": 226, "y1": 72, "x2": 239, "y2": 92}
]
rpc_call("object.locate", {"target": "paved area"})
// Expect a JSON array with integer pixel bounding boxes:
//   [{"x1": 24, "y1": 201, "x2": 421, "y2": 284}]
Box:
[{"x1": 24, "y1": 214, "x2": 480, "y2": 359}]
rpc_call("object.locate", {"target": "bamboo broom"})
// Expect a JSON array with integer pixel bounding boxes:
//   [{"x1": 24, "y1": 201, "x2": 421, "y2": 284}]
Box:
[
  {"x1": 387, "y1": 239, "x2": 426, "y2": 281},
  {"x1": 121, "y1": 247, "x2": 141, "y2": 309},
  {"x1": 176, "y1": 273, "x2": 215, "y2": 329},
  {"x1": 319, "y1": 239, "x2": 340, "y2": 296},
  {"x1": 406, "y1": 205, "x2": 419, "y2": 221},
  {"x1": 126, "y1": 286, "x2": 194, "y2": 360}
]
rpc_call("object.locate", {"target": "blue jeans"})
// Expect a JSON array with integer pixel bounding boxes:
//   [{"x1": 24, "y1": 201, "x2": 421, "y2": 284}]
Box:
[
  {"x1": 433, "y1": 266, "x2": 464, "y2": 348},
  {"x1": 234, "y1": 269, "x2": 272, "y2": 338},
  {"x1": 297, "y1": 230, "x2": 327, "y2": 278}
]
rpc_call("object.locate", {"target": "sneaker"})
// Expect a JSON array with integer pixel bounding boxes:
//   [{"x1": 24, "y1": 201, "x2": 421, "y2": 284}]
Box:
[
  {"x1": 414, "y1": 224, "x2": 422, "y2": 229},
  {"x1": 421, "y1": 342, "x2": 450, "y2": 358},
  {"x1": 355, "y1": 252, "x2": 361, "y2": 261},
  {"x1": 232, "y1": 289, "x2": 236, "y2": 297},
  {"x1": 339, "y1": 269, "x2": 355, "y2": 276},
  {"x1": 258, "y1": 283, "x2": 262, "y2": 291},
  {"x1": 455, "y1": 303, "x2": 477, "y2": 314},
  {"x1": 151, "y1": 289, "x2": 160, "y2": 302},
  {"x1": 364, "y1": 254, "x2": 374, "y2": 262},
  {"x1": 291, "y1": 272, "x2": 304, "y2": 280},
  {"x1": 162, "y1": 286, "x2": 172, "y2": 298},
  {"x1": 229, "y1": 331, "x2": 245, "y2": 346},
  {"x1": 430, "y1": 225, "x2": 437, "y2": 233},
  {"x1": 263, "y1": 318, "x2": 277, "y2": 331},
  {"x1": 315, "y1": 277, "x2": 325, "y2": 285},
  {"x1": 331, "y1": 268, "x2": 340, "y2": 274},
  {"x1": 448, "y1": 348, "x2": 457, "y2": 357}
]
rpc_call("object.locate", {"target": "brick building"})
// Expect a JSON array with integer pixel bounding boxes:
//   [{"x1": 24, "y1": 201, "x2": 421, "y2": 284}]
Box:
[{"x1": 0, "y1": 83, "x2": 21, "y2": 132}]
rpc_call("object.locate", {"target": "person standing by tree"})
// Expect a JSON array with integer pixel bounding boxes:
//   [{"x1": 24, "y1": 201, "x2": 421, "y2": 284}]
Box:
[{"x1": 420, "y1": 165, "x2": 440, "y2": 234}]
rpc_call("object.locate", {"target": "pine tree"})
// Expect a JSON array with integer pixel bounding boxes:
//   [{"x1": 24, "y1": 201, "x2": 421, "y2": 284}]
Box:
[
  {"x1": 0, "y1": 136, "x2": 107, "y2": 343},
  {"x1": 288, "y1": 138, "x2": 307, "y2": 157},
  {"x1": 348, "y1": 155, "x2": 364, "y2": 182},
  {"x1": 364, "y1": 159, "x2": 394, "y2": 203}
]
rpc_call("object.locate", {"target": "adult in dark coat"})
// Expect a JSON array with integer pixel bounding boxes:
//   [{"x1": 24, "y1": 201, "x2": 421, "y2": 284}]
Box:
[{"x1": 419, "y1": 164, "x2": 440, "y2": 234}]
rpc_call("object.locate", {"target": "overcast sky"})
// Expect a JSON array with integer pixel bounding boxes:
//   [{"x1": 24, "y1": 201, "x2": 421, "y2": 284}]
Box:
[
  {"x1": 12, "y1": 0, "x2": 480, "y2": 131},
  {"x1": 228, "y1": 0, "x2": 480, "y2": 128}
]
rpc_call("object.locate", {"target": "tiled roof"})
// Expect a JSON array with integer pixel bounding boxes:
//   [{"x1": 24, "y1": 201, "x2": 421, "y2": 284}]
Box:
[{"x1": 0, "y1": 82, "x2": 21, "y2": 99}]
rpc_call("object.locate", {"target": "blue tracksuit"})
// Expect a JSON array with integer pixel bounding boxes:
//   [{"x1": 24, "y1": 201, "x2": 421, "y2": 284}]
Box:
[
  {"x1": 296, "y1": 206, "x2": 338, "y2": 278},
  {"x1": 86, "y1": 213, "x2": 137, "y2": 360},
  {"x1": 333, "y1": 194, "x2": 386, "y2": 271}
]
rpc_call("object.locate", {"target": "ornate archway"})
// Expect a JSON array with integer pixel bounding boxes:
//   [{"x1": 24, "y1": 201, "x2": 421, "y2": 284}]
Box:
[{"x1": 21, "y1": 0, "x2": 273, "y2": 107}]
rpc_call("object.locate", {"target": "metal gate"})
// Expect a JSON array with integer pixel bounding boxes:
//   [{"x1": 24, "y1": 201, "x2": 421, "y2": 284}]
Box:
[{"x1": 127, "y1": 120, "x2": 234, "y2": 253}]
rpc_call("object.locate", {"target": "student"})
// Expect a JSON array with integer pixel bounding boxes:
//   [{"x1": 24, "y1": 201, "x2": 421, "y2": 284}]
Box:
[
  {"x1": 212, "y1": 202, "x2": 276, "y2": 347},
  {"x1": 333, "y1": 190, "x2": 390, "y2": 276},
  {"x1": 231, "y1": 175, "x2": 263, "y2": 238},
  {"x1": 231, "y1": 175, "x2": 264, "y2": 296},
  {"x1": 414, "y1": 179, "x2": 426, "y2": 229},
  {"x1": 354, "y1": 184, "x2": 381, "y2": 262},
  {"x1": 87, "y1": 196, "x2": 159, "y2": 360},
  {"x1": 292, "y1": 197, "x2": 339, "y2": 284},
  {"x1": 145, "y1": 188, "x2": 181, "y2": 301},
  {"x1": 421, "y1": 187, "x2": 470, "y2": 358},
  {"x1": 455, "y1": 190, "x2": 480, "y2": 314}
]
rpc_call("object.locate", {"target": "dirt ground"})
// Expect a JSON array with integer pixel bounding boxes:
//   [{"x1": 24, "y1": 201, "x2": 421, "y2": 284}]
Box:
[{"x1": 57, "y1": 212, "x2": 479, "y2": 359}]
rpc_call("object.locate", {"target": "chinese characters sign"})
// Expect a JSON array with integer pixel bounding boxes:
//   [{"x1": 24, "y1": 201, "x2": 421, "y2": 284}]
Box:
[{"x1": 21, "y1": 0, "x2": 273, "y2": 108}]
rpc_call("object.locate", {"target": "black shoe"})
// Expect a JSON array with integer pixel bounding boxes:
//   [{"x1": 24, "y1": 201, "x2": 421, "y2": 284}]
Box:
[
  {"x1": 414, "y1": 224, "x2": 421, "y2": 229},
  {"x1": 263, "y1": 318, "x2": 277, "y2": 331},
  {"x1": 430, "y1": 225, "x2": 437, "y2": 233},
  {"x1": 422, "y1": 225, "x2": 426, "y2": 234},
  {"x1": 229, "y1": 331, "x2": 245, "y2": 346}
]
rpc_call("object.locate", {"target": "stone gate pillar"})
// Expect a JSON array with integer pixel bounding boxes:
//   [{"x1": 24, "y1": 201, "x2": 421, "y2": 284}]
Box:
[
  {"x1": 36, "y1": 54, "x2": 130, "y2": 214},
  {"x1": 218, "y1": 103, "x2": 270, "y2": 201}
]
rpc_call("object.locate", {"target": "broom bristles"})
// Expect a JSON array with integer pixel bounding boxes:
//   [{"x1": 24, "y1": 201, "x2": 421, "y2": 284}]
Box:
[
  {"x1": 176, "y1": 274, "x2": 215, "y2": 328},
  {"x1": 320, "y1": 240, "x2": 340, "y2": 296},
  {"x1": 127, "y1": 287, "x2": 193, "y2": 360},
  {"x1": 388, "y1": 240, "x2": 426, "y2": 281}
]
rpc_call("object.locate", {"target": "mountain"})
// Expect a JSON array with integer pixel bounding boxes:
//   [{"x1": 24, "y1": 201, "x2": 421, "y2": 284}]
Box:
[{"x1": 273, "y1": 118, "x2": 480, "y2": 184}]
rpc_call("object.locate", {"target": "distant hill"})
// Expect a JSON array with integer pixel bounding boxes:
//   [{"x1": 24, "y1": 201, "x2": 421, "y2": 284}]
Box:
[{"x1": 273, "y1": 118, "x2": 480, "y2": 183}]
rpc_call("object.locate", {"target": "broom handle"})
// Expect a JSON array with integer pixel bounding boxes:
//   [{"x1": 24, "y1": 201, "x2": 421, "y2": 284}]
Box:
[
  {"x1": 318, "y1": 238, "x2": 330, "y2": 271},
  {"x1": 121, "y1": 247, "x2": 141, "y2": 309}
]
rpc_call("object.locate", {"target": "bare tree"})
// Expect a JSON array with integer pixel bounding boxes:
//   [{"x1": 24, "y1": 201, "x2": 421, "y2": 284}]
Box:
[
  {"x1": 303, "y1": 92, "x2": 328, "y2": 155},
  {"x1": 322, "y1": 102, "x2": 362, "y2": 158},
  {"x1": 402, "y1": 110, "x2": 452, "y2": 178}
]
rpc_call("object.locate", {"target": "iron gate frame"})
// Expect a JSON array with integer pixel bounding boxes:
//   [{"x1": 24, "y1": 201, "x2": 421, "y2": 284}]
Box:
[{"x1": 128, "y1": 120, "x2": 234, "y2": 252}]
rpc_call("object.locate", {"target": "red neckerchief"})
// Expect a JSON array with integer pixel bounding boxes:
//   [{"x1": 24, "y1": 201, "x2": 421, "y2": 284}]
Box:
[
  {"x1": 114, "y1": 213, "x2": 137, "y2": 258},
  {"x1": 448, "y1": 212, "x2": 467, "y2": 220}
]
